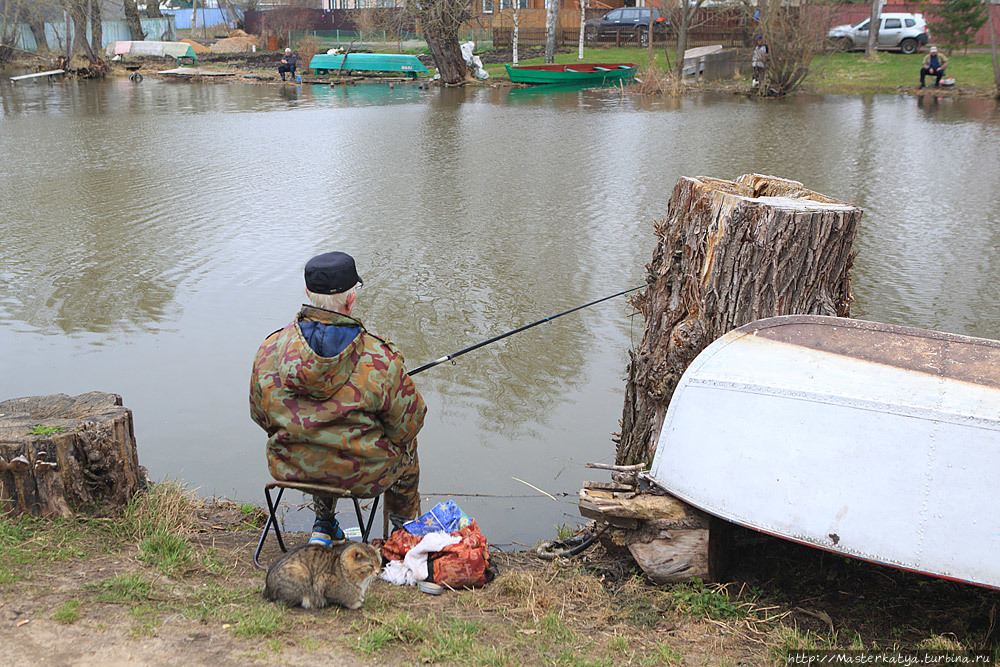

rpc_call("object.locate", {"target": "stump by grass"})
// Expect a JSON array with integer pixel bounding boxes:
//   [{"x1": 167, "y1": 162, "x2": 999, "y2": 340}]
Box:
[
  {"x1": 0, "y1": 392, "x2": 146, "y2": 516},
  {"x1": 617, "y1": 174, "x2": 861, "y2": 466}
]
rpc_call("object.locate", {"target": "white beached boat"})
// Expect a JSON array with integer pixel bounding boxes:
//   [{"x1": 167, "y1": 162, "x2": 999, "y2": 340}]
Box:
[{"x1": 646, "y1": 315, "x2": 1000, "y2": 590}]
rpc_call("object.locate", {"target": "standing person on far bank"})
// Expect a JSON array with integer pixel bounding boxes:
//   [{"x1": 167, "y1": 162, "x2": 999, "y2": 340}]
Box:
[
  {"x1": 920, "y1": 46, "x2": 948, "y2": 88},
  {"x1": 250, "y1": 252, "x2": 426, "y2": 546},
  {"x1": 278, "y1": 48, "x2": 297, "y2": 81},
  {"x1": 751, "y1": 35, "x2": 769, "y2": 90}
]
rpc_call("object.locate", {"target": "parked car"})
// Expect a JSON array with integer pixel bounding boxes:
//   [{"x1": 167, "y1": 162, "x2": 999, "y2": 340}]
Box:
[
  {"x1": 584, "y1": 7, "x2": 669, "y2": 46},
  {"x1": 827, "y1": 13, "x2": 929, "y2": 54}
]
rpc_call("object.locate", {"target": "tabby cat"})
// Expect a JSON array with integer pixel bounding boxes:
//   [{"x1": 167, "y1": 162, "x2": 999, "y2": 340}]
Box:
[{"x1": 263, "y1": 542, "x2": 382, "y2": 610}]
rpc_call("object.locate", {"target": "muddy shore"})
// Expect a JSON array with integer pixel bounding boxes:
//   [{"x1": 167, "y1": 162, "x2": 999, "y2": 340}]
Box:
[{"x1": 2, "y1": 479, "x2": 998, "y2": 666}]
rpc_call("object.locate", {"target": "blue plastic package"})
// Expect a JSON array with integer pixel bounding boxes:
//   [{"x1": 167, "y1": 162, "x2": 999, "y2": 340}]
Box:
[{"x1": 403, "y1": 500, "x2": 471, "y2": 536}]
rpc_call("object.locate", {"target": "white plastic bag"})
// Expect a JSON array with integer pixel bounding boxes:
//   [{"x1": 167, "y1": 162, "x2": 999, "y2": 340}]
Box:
[{"x1": 460, "y1": 41, "x2": 489, "y2": 80}]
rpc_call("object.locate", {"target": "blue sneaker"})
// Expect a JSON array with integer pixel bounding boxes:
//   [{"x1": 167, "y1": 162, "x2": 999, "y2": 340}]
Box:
[{"x1": 309, "y1": 518, "x2": 346, "y2": 547}]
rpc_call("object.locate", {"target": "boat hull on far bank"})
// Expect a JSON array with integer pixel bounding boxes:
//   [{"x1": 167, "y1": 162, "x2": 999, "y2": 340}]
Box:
[
  {"x1": 505, "y1": 63, "x2": 637, "y2": 85},
  {"x1": 646, "y1": 315, "x2": 1000, "y2": 590},
  {"x1": 310, "y1": 53, "x2": 429, "y2": 77}
]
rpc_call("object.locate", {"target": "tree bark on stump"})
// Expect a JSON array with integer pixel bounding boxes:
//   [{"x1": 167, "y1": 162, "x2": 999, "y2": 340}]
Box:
[
  {"x1": 617, "y1": 173, "x2": 861, "y2": 466},
  {"x1": 0, "y1": 392, "x2": 147, "y2": 517}
]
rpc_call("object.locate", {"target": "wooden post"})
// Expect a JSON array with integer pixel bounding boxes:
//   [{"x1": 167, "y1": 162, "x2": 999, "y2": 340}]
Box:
[
  {"x1": 0, "y1": 392, "x2": 147, "y2": 517},
  {"x1": 616, "y1": 174, "x2": 861, "y2": 466}
]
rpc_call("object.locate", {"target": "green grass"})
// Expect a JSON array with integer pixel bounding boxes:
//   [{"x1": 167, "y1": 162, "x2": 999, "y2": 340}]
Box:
[
  {"x1": 768, "y1": 626, "x2": 839, "y2": 662},
  {"x1": 418, "y1": 618, "x2": 484, "y2": 663},
  {"x1": 0, "y1": 514, "x2": 92, "y2": 579},
  {"x1": 804, "y1": 51, "x2": 997, "y2": 94},
  {"x1": 230, "y1": 604, "x2": 286, "y2": 639},
  {"x1": 29, "y1": 425, "x2": 64, "y2": 435},
  {"x1": 669, "y1": 579, "x2": 757, "y2": 621},
  {"x1": 52, "y1": 600, "x2": 81, "y2": 624},
  {"x1": 127, "y1": 603, "x2": 161, "y2": 638},
  {"x1": 482, "y1": 43, "x2": 998, "y2": 95},
  {"x1": 90, "y1": 573, "x2": 154, "y2": 603},
  {"x1": 187, "y1": 584, "x2": 284, "y2": 638},
  {"x1": 641, "y1": 642, "x2": 684, "y2": 666},
  {"x1": 138, "y1": 531, "x2": 193, "y2": 575},
  {"x1": 188, "y1": 583, "x2": 257, "y2": 622}
]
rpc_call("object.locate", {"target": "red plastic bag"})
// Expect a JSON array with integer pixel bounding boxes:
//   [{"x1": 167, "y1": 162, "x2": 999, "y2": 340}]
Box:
[{"x1": 382, "y1": 519, "x2": 495, "y2": 588}]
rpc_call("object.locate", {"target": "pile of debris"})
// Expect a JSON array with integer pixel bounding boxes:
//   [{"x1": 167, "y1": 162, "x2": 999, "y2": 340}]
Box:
[
  {"x1": 210, "y1": 30, "x2": 259, "y2": 54},
  {"x1": 180, "y1": 39, "x2": 211, "y2": 56}
]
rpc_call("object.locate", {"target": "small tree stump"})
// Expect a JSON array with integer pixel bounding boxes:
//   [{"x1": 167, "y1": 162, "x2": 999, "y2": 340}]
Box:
[
  {"x1": 617, "y1": 174, "x2": 861, "y2": 466},
  {"x1": 0, "y1": 392, "x2": 147, "y2": 516}
]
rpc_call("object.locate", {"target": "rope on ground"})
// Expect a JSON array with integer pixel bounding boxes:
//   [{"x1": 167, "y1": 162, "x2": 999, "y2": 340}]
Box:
[{"x1": 535, "y1": 523, "x2": 608, "y2": 560}]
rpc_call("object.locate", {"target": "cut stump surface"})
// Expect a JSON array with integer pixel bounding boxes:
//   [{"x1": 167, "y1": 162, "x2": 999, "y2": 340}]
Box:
[{"x1": 0, "y1": 392, "x2": 146, "y2": 516}]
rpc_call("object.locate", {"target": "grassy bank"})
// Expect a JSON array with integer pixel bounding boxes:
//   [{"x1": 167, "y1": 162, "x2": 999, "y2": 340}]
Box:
[
  {"x1": 483, "y1": 46, "x2": 998, "y2": 96},
  {"x1": 808, "y1": 51, "x2": 998, "y2": 95},
  {"x1": 2, "y1": 481, "x2": 999, "y2": 665}
]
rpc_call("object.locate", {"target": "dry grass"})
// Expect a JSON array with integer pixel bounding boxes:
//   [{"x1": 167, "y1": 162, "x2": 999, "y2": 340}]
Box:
[
  {"x1": 631, "y1": 62, "x2": 673, "y2": 95},
  {"x1": 117, "y1": 478, "x2": 202, "y2": 541},
  {"x1": 296, "y1": 35, "x2": 322, "y2": 75}
]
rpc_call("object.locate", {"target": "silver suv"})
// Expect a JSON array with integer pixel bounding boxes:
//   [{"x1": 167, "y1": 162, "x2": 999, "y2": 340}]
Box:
[{"x1": 827, "y1": 13, "x2": 929, "y2": 54}]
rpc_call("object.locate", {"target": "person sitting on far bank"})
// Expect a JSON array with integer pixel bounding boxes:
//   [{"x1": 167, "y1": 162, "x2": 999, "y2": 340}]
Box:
[
  {"x1": 751, "y1": 36, "x2": 769, "y2": 90},
  {"x1": 278, "y1": 48, "x2": 297, "y2": 81},
  {"x1": 920, "y1": 46, "x2": 948, "y2": 88},
  {"x1": 250, "y1": 252, "x2": 427, "y2": 546}
]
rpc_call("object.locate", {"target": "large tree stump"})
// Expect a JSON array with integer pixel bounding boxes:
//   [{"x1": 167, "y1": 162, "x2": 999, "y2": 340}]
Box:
[
  {"x1": 617, "y1": 174, "x2": 861, "y2": 466},
  {"x1": 0, "y1": 392, "x2": 147, "y2": 517}
]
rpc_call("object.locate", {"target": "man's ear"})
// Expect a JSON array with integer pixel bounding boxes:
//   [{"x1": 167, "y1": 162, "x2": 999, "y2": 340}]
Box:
[{"x1": 346, "y1": 291, "x2": 356, "y2": 312}]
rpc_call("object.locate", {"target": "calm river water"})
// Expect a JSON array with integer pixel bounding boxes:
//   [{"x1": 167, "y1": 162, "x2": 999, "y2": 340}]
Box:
[{"x1": 2, "y1": 78, "x2": 999, "y2": 546}]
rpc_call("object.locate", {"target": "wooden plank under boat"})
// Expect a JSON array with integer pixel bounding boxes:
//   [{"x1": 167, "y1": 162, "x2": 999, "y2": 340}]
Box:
[
  {"x1": 310, "y1": 53, "x2": 429, "y2": 77},
  {"x1": 504, "y1": 63, "x2": 637, "y2": 85},
  {"x1": 645, "y1": 315, "x2": 1000, "y2": 590}
]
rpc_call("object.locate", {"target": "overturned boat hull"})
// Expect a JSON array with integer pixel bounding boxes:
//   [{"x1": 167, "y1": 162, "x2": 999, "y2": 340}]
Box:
[
  {"x1": 310, "y1": 53, "x2": 429, "y2": 77},
  {"x1": 647, "y1": 315, "x2": 1000, "y2": 590}
]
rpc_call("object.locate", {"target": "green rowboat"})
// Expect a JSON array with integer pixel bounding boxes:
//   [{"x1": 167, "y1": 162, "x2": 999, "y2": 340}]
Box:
[
  {"x1": 310, "y1": 53, "x2": 429, "y2": 78},
  {"x1": 505, "y1": 63, "x2": 638, "y2": 85}
]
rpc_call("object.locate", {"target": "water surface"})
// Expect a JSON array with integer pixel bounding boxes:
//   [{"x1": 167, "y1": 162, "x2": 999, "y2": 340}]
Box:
[{"x1": 2, "y1": 79, "x2": 998, "y2": 545}]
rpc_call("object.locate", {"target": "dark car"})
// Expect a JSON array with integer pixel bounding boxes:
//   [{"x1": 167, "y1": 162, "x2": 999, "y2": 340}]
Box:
[{"x1": 584, "y1": 7, "x2": 668, "y2": 46}]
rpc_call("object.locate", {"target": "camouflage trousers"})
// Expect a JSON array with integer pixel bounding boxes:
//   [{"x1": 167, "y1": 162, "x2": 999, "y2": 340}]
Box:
[{"x1": 313, "y1": 444, "x2": 421, "y2": 537}]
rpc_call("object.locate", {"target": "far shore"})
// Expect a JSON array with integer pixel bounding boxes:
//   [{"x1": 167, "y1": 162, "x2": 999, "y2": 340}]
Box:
[{"x1": 5, "y1": 46, "x2": 998, "y2": 99}]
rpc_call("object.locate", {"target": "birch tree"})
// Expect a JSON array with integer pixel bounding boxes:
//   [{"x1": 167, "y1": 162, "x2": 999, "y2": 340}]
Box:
[
  {"x1": 989, "y1": 0, "x2": 1000, "y2": 98},
  {"x1": 544, "y1": 0, "x2": 557, "y2": 63},
  {"x1": 513, "y1": 0, "x2": 520, "y2": 65}
]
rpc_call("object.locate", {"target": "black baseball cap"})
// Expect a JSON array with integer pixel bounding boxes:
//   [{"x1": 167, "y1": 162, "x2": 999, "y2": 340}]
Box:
[{"x1": 304, "y1": 252, "x2": 363, "y2": 295}]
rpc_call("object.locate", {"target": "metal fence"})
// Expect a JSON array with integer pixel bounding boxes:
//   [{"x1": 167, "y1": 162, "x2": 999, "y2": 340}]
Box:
[{"x1": 12, "y1": 17, "x2": 176, "y2": 53}]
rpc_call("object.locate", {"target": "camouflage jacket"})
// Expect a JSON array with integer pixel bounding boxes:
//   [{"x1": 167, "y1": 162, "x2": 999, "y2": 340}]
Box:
[{"x1": 250, "y1": 306, "x2": 426, "y2": 497}]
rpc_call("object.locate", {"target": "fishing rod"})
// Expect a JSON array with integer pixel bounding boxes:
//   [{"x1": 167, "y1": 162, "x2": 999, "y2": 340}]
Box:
[{"x1": 408, "y1": 285, "x2": 644, "y2": 376}]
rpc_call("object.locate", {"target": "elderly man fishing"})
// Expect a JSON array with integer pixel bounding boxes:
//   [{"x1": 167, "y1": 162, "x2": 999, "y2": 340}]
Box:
[
  {"x1": 250, "y1": 251, "x2": 426, "y2": 546},
  {"x1": 278, "y1": 47, "x2": 297, "y2": 81}
]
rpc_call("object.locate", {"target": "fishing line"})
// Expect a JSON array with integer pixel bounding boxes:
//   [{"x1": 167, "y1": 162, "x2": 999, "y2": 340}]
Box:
[{"x1": 408, "y1": 285, "x2": 644, "y2": 376}]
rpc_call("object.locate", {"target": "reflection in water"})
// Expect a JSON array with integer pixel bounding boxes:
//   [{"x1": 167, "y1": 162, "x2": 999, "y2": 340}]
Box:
[{"x1": 1, "y1": 79, "x2": 999, "y2": 544}]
